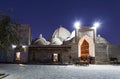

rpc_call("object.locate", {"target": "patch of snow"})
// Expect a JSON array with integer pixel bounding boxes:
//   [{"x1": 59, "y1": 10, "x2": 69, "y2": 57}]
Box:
[{"x1": 0, "y1": 64, "x2": 120, "y2": 79}]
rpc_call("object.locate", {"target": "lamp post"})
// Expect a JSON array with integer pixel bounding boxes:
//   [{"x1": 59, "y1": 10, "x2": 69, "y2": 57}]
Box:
[
  {"x1": 92, "y1": 22, "x2": 101, "y2": 39},
  {"x1": 74, "y1": 21, "x2": 81, "y2": 43}
]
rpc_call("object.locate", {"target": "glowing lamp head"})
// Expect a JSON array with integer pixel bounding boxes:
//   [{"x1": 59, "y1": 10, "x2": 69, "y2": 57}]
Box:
[
  {"x1": 93, "y1": 22, "x2": 100, "y2": 29},
  {"x1": 12, "y1": 45, "x2": 17, "y2": 49},
  {"x1": 74, "y1": 21, "x2": 81, "y2": 29},
  {"x1": 22, "y1": 45, "x2": 26, "y2": 48}
]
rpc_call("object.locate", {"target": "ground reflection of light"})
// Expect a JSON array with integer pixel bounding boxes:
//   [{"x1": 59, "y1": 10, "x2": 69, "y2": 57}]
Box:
[{"x1": 19, "y1": 64, "x2": 25, "y2": 66}]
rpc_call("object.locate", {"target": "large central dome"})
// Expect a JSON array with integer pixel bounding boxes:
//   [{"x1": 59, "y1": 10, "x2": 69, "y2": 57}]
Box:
[
  {"x1": 51, "y1": 26, "x2": 71, "y2": 45},
  {"x1": 52, "y1": 26, "x2": 70, "y2": 41}
]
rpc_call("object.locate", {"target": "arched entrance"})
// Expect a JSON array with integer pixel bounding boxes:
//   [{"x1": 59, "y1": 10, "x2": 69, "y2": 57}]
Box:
[
  {"x1": 81, "y1": 40, "x2": 89, "y2": 62},
  {"x1": 78, "y1": 35, "x2": 95, "y2": 64}
]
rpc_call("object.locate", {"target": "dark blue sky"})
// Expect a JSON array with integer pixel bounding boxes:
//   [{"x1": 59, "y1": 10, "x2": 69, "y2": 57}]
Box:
[{"x1": 0, "y1": 0, "x2": 120, "y2": 44}]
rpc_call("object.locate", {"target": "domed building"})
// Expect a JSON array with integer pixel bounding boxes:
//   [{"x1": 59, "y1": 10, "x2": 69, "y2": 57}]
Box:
[
  {"x1": 96, "y1": 35, "x2": 109, "y2": 44},
  {"x1": 33, "y1": 34, "x2": 50, "y2": 45},
  {"x1": 2, "y1": 24, "x2": 120, "y2": 64},
  {"x1": 28, "y1": 25, "x2": 120, "y2": 64},
  {"x1": 51, "y1": 26, "x2": 71, "y2": 45}
]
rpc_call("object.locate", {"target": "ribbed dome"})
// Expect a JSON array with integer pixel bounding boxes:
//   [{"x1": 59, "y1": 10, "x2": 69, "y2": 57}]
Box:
[
  {"x1": 96, "y1": 35, "x2": 108, "y2": 44},
  {"x1": 52, "y1": 26, "x2": 71, "y2": 41},
  {"x1": 34, "y1": 34, "x2": 50, "y2": 45}
]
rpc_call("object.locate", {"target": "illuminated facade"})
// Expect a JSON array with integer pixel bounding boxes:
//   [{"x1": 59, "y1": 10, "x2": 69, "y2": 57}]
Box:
[
  {"x1": 0, "y1": 25, "x2": 120, "y2": 64},
  {"x1": 29, "y1": 26, "x2": 120, "y2": 64}
]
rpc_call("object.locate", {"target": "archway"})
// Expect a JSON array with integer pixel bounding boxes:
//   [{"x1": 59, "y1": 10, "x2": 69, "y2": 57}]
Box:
[
  {"x1": 78, "y1": 35, "x2": 95, "y2": 63},
  {"x1": 81, "y1": 40, "x2": 89, "y2": 62}
]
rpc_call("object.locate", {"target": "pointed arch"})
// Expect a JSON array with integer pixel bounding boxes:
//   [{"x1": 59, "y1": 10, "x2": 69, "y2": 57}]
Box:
[{"x1": 78, "y1": 35, "x2": 95, "y2": 57}]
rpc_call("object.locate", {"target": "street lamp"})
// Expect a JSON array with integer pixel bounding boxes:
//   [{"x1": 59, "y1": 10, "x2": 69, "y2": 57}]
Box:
[
  {"x1": 12, "y1": 44, "x2": 17, "y2": 49},
  {"x1": 74, "y1": 21, "x2": 81, "y2": 29},
  {"x1": 92, "y1": 22, "x2": 101, "y2": 39},
  {"x1": 74, "y1": 21, "x2": 81, "y2": 42},
  {"x1": 93, "y1": 22, "x2": 100, "y2": 29},
  {"x1": 22, "y1": 45, "x2": 27, "y2": 48}
]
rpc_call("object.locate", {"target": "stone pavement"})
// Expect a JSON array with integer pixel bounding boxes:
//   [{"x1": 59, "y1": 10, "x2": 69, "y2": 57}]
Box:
[{"x1": 0, "y1": 64, "x2": 120, "y2": 79}]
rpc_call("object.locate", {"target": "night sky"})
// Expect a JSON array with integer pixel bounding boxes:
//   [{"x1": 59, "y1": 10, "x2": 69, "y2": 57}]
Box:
[{"x1": 0, "y1": 0, "x2": 120, "y2": 45}]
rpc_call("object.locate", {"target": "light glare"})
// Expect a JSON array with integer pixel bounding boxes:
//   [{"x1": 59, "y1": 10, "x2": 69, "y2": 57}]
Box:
[
  {"x1": 22, "y1": 45, "x2": 27, "y2": 48},
  {"x1": 74, "y1": 21, "x2": 81, "y2": 29},
  {"x1": 93, "y1": 22, "x2": 100, "y2": 29},
  {"x1": 12, "y1": 45, "x2": 16, "y2": 49}
]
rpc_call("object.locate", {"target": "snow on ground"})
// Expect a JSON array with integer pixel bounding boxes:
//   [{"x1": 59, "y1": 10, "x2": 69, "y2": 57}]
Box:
[{"x1": 0, "y1": 64, "x2": 120, "y2": 79}]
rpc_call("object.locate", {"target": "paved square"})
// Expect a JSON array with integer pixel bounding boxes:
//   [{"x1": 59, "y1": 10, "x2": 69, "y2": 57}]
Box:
[{"x1": 0, "y1": 64, "x2": 120, "y2": 79}]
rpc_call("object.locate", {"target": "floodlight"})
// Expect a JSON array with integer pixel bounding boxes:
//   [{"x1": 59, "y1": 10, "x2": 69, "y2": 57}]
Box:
[
  {"x1": 93, "y1": 22, "x2": 101, "y2": 29},
  {"x1": 74, "y1": 21, "x2": 81, "y2": 29},
  {"x1": 12, "y1": 44, "x2": 16, "y2": 49}
]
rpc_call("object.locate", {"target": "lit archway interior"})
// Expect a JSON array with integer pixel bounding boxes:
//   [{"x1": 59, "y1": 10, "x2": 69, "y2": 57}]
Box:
[
  {"x1": 78, "y1": 35, "x2": 95, "y2": 58},
  {"x1": 81, "y1": 40, "x2": 89, "y2": 61}
]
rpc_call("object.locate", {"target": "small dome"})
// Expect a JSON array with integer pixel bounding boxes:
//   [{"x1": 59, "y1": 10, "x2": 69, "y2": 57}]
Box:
[
  {"x1": 34, "y1": 34, "x2": 50, "y2": 45},
  {"x1": 96, "y1": 35, "x2": 108, "y2": 44},
  {"x1": 51, "y1": 36, "x2": 63, "y2": 45},
  {"x1": 52, "y1": 26, "x2": 71, "y2": 41}
]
